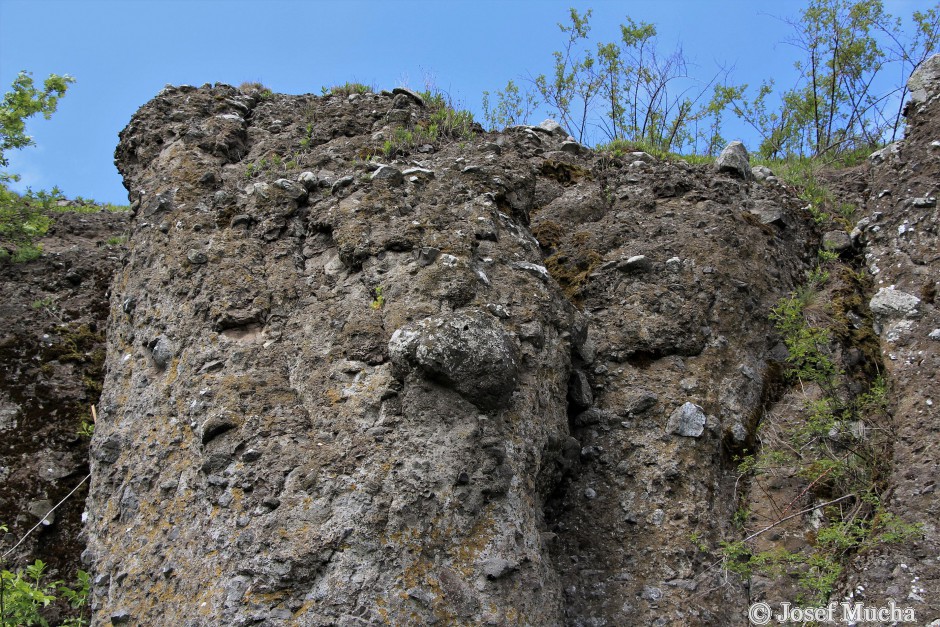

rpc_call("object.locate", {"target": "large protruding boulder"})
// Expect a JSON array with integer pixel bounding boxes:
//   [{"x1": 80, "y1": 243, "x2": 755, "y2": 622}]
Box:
[
  {"x1": 389, "y1": 310, "x2": 520, "y2": 410},
  {"x1": 906, "y1": 53, "x2": 940, "y2": 111},
  {"x1": 715, "y1": 140, "x2": 751, "y2": 179}
]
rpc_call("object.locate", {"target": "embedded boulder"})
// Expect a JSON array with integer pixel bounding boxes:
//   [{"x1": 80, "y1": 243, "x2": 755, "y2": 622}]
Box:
[
  {"x1": 667, "y1": 401, "x2": 707, "y2": 437},
  {"x1": 869, "y1": 287, "x2": 921, "y2": 320},
  {"x1": 389, "y1": 310, "x2": 519, "y2": 410}
]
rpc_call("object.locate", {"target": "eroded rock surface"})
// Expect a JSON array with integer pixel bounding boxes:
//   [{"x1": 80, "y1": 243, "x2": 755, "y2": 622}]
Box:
[
  {"x1": 81, "y1": 66, "x2": 940, "y2": 626},
  {"x1": 0, "y1": 209, "x2": 128, "y2": 622},
  {"x1": 87, "y1": 84, "x2": 584, "y2": 626},
  {"x1": 835, "y1": 54, "x2": 940, "y2": 622}
]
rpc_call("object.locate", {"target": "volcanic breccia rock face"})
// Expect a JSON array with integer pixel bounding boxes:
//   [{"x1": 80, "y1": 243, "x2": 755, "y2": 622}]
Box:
[
  {"x1": 82, "y1": 57, "x2": 940, "y2": 626},
  {"x1": 81, "y1": 83, "x2": 815, "y2": 626}
]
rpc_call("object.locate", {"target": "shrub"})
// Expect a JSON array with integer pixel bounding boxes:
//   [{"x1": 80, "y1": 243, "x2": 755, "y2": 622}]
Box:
[
  {"x1": 0, "y1": 185, "x2": 55, "y2": 262},
  {"x1": 712, "y1": 249, "x2": 923, "y2": 605},
  {"x1": 0, "y1": 557, "x2": 89, "y2": 627},
  {"x1": 238, "y1": 82, "x2": 272, "y2": 98},
  {"x1": 379, "y1": 89, "x2": 478, "y2": 158}
]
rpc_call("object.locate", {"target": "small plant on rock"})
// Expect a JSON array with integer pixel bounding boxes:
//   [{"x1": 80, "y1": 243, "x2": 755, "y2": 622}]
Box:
[
  {"x1": 370, "y1": 286, "x2": 385, "y2": 310},
  {"x1": 238, "y1": 82, "x2": 273, "y2": 99},
  {"x1": 325, "y1": 82, "x2": 373, "y2": 97},
  {"x1": 714, "y1": 255, "x2": 923, "y2": 605}
]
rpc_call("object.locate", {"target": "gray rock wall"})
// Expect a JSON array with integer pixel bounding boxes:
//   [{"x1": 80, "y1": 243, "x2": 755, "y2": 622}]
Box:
[
  {"x1": 83, "y1": 81, "x2": 841, "y2": 626},
  {"x1": 87, "y1": 85, "x2": 586, "y2": 626}
]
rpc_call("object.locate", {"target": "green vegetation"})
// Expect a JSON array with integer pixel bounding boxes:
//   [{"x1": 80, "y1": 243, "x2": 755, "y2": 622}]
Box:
[
  {"x1": 0, "y1": 71, "x2": 129, "y2": 262},
  {"x1": 0, "y1": 554, "x2": 89, "y2": 627},
  {"x1": 1, "y1": 521, "x2": 90, "y2": 627},
  {"x1": 77, "y1": 418, "x2": 95, "y2": 439},
  {"x1": 370, "y1": 286, "x2": 385, "y2": 310},
  {"x1": 484, "y1": 7, "x2": 736, "y2": 151},
  {"x1": 596, "y1": 137, "x2": 716, "y2": 165},
  {"x1": 1, "y1": 71, "x2": 74, "y2": 182},
  {"x1": 1, "y1": 186, "x2": 130, "y2": 262},
  {"x1": 717, "y1": 495, "x2": 921, "y2": 604},
  {"x1": 710, "y1": 253, "x2": 923, "y2": 604},
  {"x1": 238, "y1": 82, "x2": 273, "y2": 99},
  {"x1": 484, "y1": 1, "x2": 939, "y2": 161},
  {"x1": 769, "y1": 271, "x2": 840, "y2": 385},
  {"x1": 323, "y1": 82, "x2": 374, "y2": 97},
  {"x1": 718, "y1": 1, "x2": 939, "y2": 158},
  {"x1": 245, "y1": 149, "x2": 308, "y2": 180},
  {"x1": 482, "y1": 79, "x2": 538, "y2": 129},
  {"x1": 30, "y1": 297, "x2": 54, "y2": 310},
  {"x1": 1, "y1": 187, "x2": 57, "y2": 262},
  {"x1": 299, "y1": 122, "x2": 315, "y2": 151},
  {"x1": 0, "y1": 71, "x2": 74, "y2": 259},
  {"x1": 688, "y1": 531, "x2": 709, "y2": 553},
  {"x1": 380, "y1": 89, "x2": 477, "y2": 158}
]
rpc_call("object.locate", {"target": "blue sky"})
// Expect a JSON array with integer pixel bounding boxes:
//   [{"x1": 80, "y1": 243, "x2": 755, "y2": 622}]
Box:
[{"x1": 0, "y1": 0, "x2": 934, "y2": 205}]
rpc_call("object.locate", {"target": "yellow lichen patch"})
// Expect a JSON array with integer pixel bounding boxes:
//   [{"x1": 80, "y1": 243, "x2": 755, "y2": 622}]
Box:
[
  {"x1": 450, "y1": 507, "x2": 498, "y2": 578},
  {"x1": 228, "y1": 486, "x2": 245, "y2": 510},
  {"x1": 164, "y1": 357, "x2": 180, "y2": 387},
  {"x1": 324, "y1": 388, "x2": 343, "y2": 405}
]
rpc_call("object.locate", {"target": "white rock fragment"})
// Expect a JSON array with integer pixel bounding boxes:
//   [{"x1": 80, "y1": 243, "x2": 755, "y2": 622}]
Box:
[
  {"x1": 512, "y1": 261, "x2": 551, "y2": 281},
  {"x1": 869, "y1": 287, "x2": 921, "y2": 320},
  {"x1": 667, "y1": 402, "x2": 706, "y2": 437}
]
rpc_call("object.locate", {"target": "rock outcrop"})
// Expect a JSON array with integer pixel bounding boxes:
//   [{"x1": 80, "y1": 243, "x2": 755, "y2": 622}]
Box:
[
  {"x1": 87, "y1": 85, "x2": 585, "y2": 625},
  {"x1": 0, "y1": 209, "x2": 128, "y2": 622},
  {"x1": 835, "y1": 53, "x2": 940, "y2": 621},
  {"x1": 77, "y1": 56, "x2": 940, "y2": 625}
]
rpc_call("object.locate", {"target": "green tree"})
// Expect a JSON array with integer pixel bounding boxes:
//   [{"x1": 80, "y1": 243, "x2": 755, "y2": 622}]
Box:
[
  {"x1": 0, "y1": 71, "x2": 73, "y2": 262},
  {"x1": 1, "y1": 71, "x2": 74, "y2": 182},
  {"x1": 482, "y1": 79, "x2": 539, "y2": 130},
  {"x1": 534, "y1": 8, "x2": 603, "y2": 143},
  {"x1": 789, "y1": 0, "x2": 891, "y2": 156},
  {"x1": 505, "y1": 9, "x2": 731, "y2": 152},
  {"x1": 878, "y1": 6, "x2": 940, "y2": 140},
  {"x1": 725, "y1": 0, "x2": 938, "y2": 160},
  {"x1": 487, "y1": 4, "x2": 935, "y2": 159}
]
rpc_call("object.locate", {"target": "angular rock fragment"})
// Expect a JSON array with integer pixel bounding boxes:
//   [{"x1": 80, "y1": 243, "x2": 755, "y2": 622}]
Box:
[
  {"x1": 869, "y1": 287, "x2": 921, "y2": 320},
  {"x1": 567, "y1": 369, "x2": 593, "y2": 412},
  {"x1": 715, "y1": 141, "x2": 750, "y2": 179},
  {"x1": 667, "y1": 402, "x2": 706, "y2": 437},
  {"x1": 370, "y1": 164, "x2": 403, "y2": 186},
  {"x1": 822, "y1": 230, "x2": 852, "y2": 253}
]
